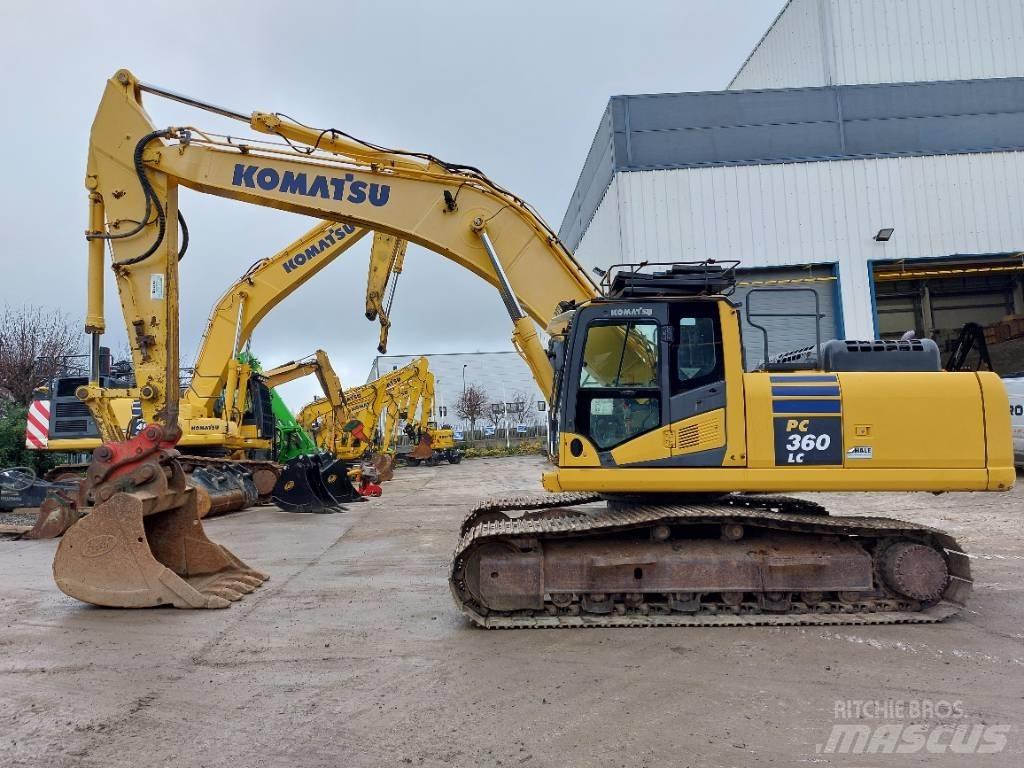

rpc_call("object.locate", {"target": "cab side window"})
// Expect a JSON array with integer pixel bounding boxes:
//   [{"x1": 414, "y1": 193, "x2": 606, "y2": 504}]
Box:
[{"x1": 674, "y1": 311, "x2": 723, "y2": 393}]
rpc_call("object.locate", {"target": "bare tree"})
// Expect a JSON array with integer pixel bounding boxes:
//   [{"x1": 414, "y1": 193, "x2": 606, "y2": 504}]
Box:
[
  {"x1": 0, "y1": 306, "x2": 82, "y2": 405},
  {"x1": 487, "y1": 402, "x2": 505, "y2": 430},
  {"x1": 455, "y1": 383, "x2": 487, "y2": 438},
  {"x1": 507, "y1": 390, "x2": 532, "y2": 426}
]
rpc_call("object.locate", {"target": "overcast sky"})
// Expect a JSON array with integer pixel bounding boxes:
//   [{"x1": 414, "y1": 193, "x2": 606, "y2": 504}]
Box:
[{"x1": 1, "y1": 0, "x2": 784, "y2": 409}]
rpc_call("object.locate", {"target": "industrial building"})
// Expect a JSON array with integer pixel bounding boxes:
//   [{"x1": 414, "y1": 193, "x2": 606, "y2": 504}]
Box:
[
  {"x1": 560, "y1": 0, "x2": 1024, "y2": 360},
  {"x1": 367, "y1": 351, "x2": 546, "y2": 434}
]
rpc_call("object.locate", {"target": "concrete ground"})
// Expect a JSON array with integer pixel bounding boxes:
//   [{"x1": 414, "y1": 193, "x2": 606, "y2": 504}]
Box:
[{"x1": 1, "y1": 455, "x2": 1022, "y2": 768}]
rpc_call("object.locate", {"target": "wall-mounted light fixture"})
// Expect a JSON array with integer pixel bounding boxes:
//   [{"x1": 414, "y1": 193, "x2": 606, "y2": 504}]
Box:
[{"x1": 874, "y1": 227, "x2": 894, "y2": 242}]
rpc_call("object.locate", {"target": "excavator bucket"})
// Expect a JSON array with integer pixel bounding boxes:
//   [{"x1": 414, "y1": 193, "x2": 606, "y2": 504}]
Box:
[
  {"x1": 371, "y1": 453, "x2": 395, "y2": 482},
  {"x1": 406, "y1": 434, "x2": 435, "y2": 463},
  {"x1": 25, "y1": 491, "x2": 80, "y2": 539},
  {"x1": 316, "y1": 455, "x2": 364, "y2": 504},
  {"x1": 53, "y1": 425, "x2": 268, "y2": 609},
  {"x1": 272, "y1": 455, "x2": 345, "y2": 513}
]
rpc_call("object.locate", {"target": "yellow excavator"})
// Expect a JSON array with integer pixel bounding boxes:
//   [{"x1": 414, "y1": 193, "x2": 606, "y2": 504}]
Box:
[
  {"x1": 34, "y1": 220, "x2": 404, "y2": 520},
  {"x1": 298, "y1": 356, "x2": 433, "y2": 481},
  {"x1": 391, "y1": 369, "x2": 463, "y2": 467},
  {"x1": 56, "y1": 70, "x2": 1012, "y2": 624}
]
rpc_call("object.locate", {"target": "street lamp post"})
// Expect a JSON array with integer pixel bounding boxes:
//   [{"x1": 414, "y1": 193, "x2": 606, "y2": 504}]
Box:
[{"x1": 462, "y1": 364, "x2": 468, "y2": 394}]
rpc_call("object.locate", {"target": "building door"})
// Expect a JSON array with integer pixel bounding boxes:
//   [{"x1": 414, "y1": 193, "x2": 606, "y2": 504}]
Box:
[{"x1": 873, "y1": 258, "x2": 1023, "y2": 344}]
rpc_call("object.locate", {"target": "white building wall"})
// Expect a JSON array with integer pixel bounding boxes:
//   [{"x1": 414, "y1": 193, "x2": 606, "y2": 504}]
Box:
[
  {"x1": 730, "y1": 0, "x2": 1024, "y2": 89},
  {"x1": 574, "y1": 176, "x2": 624, "y2": 274},
  {"x1": 729, "y1": 0, "x2": 828, "y2": 90},
  {"x1": 572, "y1": 151, "x2": 1024, "y2": 338}
]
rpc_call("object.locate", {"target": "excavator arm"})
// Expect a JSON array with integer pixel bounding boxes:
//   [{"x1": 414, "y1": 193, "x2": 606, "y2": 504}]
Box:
[
  {"x1": 83, "y1": 69, "x2": 597, "y2": 436},
  {"x1": 262, "y1": 349, "x2": 345, "y2": 397},
  {"x1": 186, "y1": 221, "x2": 371, "y2": 424},
  {"x1": 365, "y1": 233, "x2": 408, "y2": 354}
]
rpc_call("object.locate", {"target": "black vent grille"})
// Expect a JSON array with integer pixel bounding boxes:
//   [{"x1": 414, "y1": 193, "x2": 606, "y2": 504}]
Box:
[
  {"x1": 54, "y1": 419, "x2": 89, "y2": 434},
  {"x1": 54, "y1": 401, "x2": 90, "y2": 418},
  {"x1": 843, "y1": 339, "x2": 927, "y2": 353}
]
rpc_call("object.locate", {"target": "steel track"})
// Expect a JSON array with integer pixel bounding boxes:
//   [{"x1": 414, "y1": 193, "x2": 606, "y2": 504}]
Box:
[{"x1": 449, "y1": 494, "x2": 971, "y2": 629}]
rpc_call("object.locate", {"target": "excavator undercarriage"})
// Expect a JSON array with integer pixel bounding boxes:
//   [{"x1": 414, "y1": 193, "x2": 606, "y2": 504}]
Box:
[{"x1": 450, "y1": 493, "x2": 970, "y2": 628}]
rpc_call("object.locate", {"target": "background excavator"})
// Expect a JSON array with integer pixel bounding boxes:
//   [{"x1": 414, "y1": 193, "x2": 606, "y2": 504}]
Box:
[
  {"x1": 57, "y1": 70, "x2": 1012, "y2": 625},
  {"x1": 299, "y1": 356, "x2": 433, "y2": 481},
  {"x1": 30, "y1": 221, "x2": 405, "y2": 526},
  {"x1": 263, "y1": 350, "x2": 384, "y2": 499},
  {"x1": 259, "y1": 351, "x2": 367, "y2": 510},
  {"x1": 392, "y1": 370, "x2": 462, "y2": 467}
]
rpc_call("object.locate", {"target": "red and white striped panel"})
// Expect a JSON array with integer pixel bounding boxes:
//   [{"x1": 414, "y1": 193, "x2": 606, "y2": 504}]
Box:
[{"x1": 25, "y1": 400, "x2": 50, "y2": 449}]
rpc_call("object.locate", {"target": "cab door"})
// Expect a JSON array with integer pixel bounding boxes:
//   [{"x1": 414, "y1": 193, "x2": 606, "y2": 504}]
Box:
[
  {"x1": 664, "y1": 302, "x2": 728, "y2": 465},
  {"x1": 560, "y1": 303, "x2": 671, "y2": 466}
]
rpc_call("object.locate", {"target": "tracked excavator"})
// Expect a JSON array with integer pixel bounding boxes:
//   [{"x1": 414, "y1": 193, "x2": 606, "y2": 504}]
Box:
[
  {"x1": 35, "y1": 221, "x2": 404, "y2": 521},
  {"x1": 298, "y1": 356, "x2": 433, "y2": 481},
  {"x1": 393, "y1": 370, "x2": 463, "y2": 466},
  {"x1": 260, "y1": 351, "x2": 365, "y2": 510},
  {"x1": 58, "y1": 70, "x2": 1012, "y2": 625}
]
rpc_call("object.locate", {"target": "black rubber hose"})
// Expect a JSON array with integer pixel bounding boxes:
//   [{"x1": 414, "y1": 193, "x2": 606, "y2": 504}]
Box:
[{"x1": 111, "y1": 129, "x2": 171, "y2": 266}]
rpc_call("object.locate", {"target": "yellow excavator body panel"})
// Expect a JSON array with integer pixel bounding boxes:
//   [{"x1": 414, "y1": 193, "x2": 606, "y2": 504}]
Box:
[{"x1": 546, "y1": 369, "x2": 1012, "y2": 494}]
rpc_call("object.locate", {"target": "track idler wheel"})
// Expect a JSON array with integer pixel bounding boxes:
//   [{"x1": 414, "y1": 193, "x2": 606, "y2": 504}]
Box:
[
  {"x1": 880, "y1": 542, "x2": 949, "y2": 603},
  {"x1": 272, "y1": 456, "x2": 345, "y2": 514}
]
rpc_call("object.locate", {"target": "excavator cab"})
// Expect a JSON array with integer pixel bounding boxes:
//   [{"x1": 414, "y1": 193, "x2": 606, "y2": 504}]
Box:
[
  {"x1": 550, "y1": 263, "x2": 735, "y2": 473},
  {"x1": 454, "y1": 261, "x2": 1002, "y2": 626}
]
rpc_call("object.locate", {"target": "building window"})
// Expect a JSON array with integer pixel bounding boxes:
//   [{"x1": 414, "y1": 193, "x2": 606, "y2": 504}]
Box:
[{"x1": 537, "y1": 401, "x2": 546, "y2": 412}]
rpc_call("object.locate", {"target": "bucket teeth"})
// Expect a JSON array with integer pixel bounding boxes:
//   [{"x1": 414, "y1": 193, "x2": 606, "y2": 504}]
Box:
[
  {"x1": 208, "y1": 586, "x2": 244, "y2": 601},
  {"x1": 234, "y1": 574, "x2": 267, "y2": 588}
]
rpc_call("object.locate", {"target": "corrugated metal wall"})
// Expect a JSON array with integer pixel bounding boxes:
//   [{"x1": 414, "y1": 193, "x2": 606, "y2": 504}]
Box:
[
  {"x1": 729, "y1": 0, "x2": 827, "y2": 90},
  {"x1": 730, "y1": 0, "x2": 1024, "y2": 89},
  {"x1": 368, "y1": 352, "x2": 545, "y2": 427},
  {"x1": 573, "y1": 151, "x2": 1024, "y2": 338}
]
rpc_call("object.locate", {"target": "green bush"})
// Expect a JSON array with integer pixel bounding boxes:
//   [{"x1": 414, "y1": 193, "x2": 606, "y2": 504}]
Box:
[{"x1": 463, "y1": 440, "x2": 546, "y2": 459}]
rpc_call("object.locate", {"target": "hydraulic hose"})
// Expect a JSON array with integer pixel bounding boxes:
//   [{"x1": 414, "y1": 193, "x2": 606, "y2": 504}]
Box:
[{"x1": 87, "y1": 128, "x2": 189, "y2": 266}]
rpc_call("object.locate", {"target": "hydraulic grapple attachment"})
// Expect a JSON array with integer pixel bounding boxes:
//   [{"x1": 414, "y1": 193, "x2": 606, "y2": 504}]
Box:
[{"x1": 53, "y1": 425, "x2": 268, "y2": 609}]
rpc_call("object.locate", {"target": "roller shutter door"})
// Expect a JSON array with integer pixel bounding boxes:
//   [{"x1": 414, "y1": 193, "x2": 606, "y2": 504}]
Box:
[{"x1": 732, "y1": 266, "x2": 838, "y2": 370}]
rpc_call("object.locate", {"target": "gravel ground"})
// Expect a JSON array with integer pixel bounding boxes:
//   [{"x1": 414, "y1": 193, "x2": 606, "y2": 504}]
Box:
[{"x1": 1, "y1": 455, "x2": 1022, "y2": 767}]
